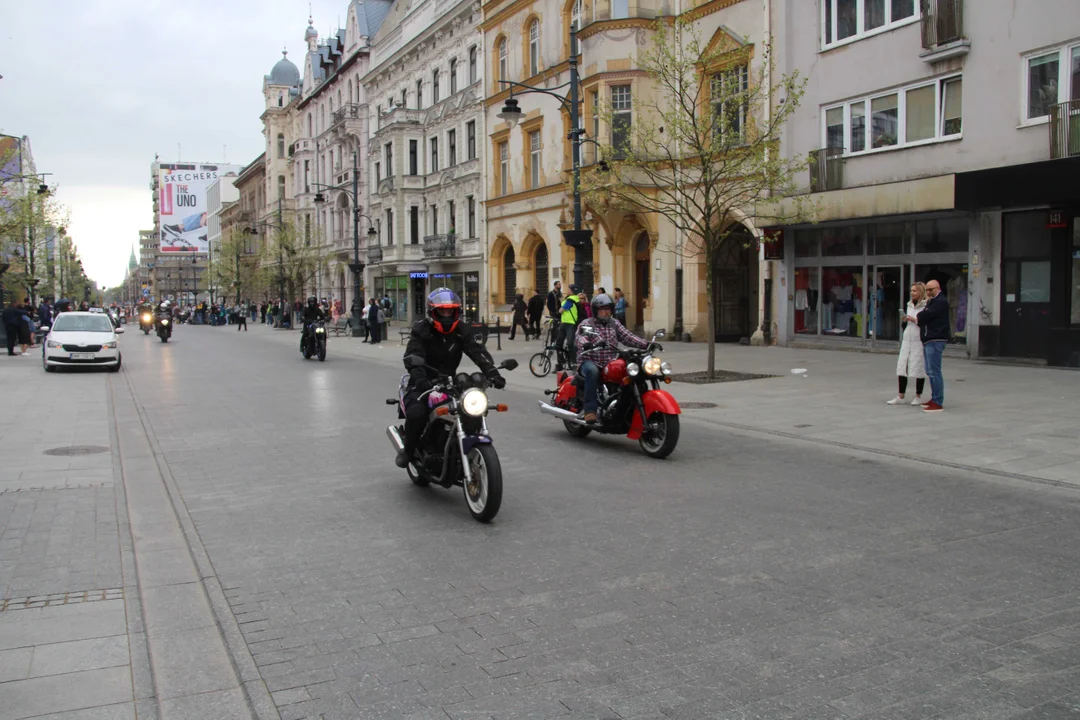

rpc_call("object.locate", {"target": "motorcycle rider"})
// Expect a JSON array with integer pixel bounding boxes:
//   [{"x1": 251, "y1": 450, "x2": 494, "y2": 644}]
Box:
[
  {"x1": 574, "y1": 293, "x2": 652, "y2": 424},
  {"x1": 300, "y1": 296, "x2": 327, "y2": 351},
  {"x1": 154, "y1": 300, "x2": 173, "y2": 337},
  {"x1": 396, "y1": 288, "x2": 506, "y2": 468}
]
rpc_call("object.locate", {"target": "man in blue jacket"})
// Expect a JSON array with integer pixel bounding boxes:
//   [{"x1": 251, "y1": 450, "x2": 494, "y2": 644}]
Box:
[{"x1": 908, "y1": 279, "x2": 949, "y2": 412}]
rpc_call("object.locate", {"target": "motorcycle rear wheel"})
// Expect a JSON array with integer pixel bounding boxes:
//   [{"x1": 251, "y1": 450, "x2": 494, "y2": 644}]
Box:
[
  {"x1": 464, "y1": 444, "x2": 502, "y2": 523},
  {"x1": 142, "y1": 327, "x2": 149, "y2": 335},
  {"x1": 302, "y1": 342, "x2": 313, "y2": 359},
  {"x1": 563, "y1": 420, "x2": 592, "y2": 438},
  {"x1": 639, "y1": 412, "x2": 679, "y2": 459}
]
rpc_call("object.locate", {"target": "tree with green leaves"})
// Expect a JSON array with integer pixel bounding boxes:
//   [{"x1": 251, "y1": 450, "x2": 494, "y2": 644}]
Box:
[
  {"x1": 0, "y1": 186, "x2": 70, "y2": 306},
  {"x1": 207, "y1": 228, "x2": 265, "y2": 306},
  {"x1": 264, "y1": 217, "x2": 333, "y2": 323},
  {"x1": 582, "y1": 19, "x2": 814, "y2": 378}
]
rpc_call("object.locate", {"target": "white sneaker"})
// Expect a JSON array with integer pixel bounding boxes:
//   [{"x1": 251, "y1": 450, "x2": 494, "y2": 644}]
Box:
[
  {"x1": 910, "y1": 395, "x2": 923, "y2": 406},
  {"x1": 886, "y1": 396, "x2": 906, "y2": 405}
]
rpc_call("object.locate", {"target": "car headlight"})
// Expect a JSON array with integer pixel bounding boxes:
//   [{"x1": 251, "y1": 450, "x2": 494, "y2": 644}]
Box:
[
  {"x1": 103, "y1": 341, "x2": 118, "y2": 349},
  {"x1": 460, "y1": 388, "x2": 489, "y2": 417},
  {"x1": 660, "y1": 361, "x2": 672, "y2": 375},
  {"x1": 642, "y1": 355, "x2": 663, "y2": 376},
  {"x1": 627, "y1": 362, "x2": 641, "y2": 377},
  {"x1": 47, "y1": 340, "x2": 63, "y2": 349}
]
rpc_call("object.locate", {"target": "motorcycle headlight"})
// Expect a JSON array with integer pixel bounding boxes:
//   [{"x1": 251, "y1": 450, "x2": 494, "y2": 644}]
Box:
[
  {"x1": 103, "y1": 341, "x2": 118, "y2": 349},
  {"x1": 141, "y1": 314, "x2": 151, "y2": 322},
  {"x1": 642, "y1": 355, "x2": 663, "y2": 376},
  {"x1": 627, "y1": 362, "x2": 641, "y2": 377},
  {"x1": 460, "y1": 388, "x2": 489, "y2": 417},
  {"x1": 315, "y1": 327, "x2": 325, "y2": 334},
  {"x1": 160, "y1": 319, "x2": 169, "y2": 325},
  {"x1": 47, "y1": 340, "x2": 63, "y2": 349},
  {"x1": 661, "y1": 361, "x2": 673, "y2": 375}
]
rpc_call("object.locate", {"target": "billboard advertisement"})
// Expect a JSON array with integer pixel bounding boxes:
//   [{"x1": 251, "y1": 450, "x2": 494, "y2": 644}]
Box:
[{"x1": 158, "y1": 164, "x2": 241, "y2": 253}]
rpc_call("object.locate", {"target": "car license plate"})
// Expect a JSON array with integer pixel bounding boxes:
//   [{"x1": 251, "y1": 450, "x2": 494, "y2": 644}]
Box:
[{"x1": 69, "y1": 353, "x2": 95, "y2": 360}]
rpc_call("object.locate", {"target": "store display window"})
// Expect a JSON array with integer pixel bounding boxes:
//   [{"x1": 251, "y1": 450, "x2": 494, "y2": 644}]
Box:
[
  {"x1": 821, "y1": 267, "x2": 864, "y2": 337},
  {"x1": 794, "y1": 267, "x2": 820, "y2": 335},
  {"x1": 915, "y1": 263, "x2": 968, "y2": 343}
]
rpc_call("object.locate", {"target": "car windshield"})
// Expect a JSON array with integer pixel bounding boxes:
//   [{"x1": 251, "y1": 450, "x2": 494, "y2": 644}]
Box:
[{"x1": 52, "y1": 315, "x2": 115, "y2": 333}]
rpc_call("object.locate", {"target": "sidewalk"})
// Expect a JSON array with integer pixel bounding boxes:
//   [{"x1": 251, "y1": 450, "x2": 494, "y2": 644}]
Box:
[
  {"x1": 297, "y1": 326, "x2": 1080, "y2": 489},
  {"x1": 0, "y1": 356, "x2": 257, "y2": 720}
]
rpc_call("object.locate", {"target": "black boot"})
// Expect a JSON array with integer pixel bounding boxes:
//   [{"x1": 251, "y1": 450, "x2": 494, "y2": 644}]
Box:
[{"x1": 395, "y1": 450, "x2": 411, "y2": 468}]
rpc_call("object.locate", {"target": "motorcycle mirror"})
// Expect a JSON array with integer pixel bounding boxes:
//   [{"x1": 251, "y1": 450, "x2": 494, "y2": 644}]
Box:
[
  {"x1": 581, "y1": 326, "x2": 598, "y2": 336},
  {"x1": 653, "y1": 328, "x2": 666, "y2": 339},
  {"x1": 405, "y1": 355, "x2": 426, "y2": 369},
  {"x1": 500, "y1": 359, "x2": 519, "y2": 371}
]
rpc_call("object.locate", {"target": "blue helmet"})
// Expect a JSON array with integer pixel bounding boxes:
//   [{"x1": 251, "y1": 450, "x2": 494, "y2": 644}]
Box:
[{"x1": 427, "y1": 288, "x2": 461, "y2": 334}]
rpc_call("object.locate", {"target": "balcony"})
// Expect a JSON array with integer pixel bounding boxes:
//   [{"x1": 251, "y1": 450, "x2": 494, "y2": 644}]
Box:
[
  {"x1": 809, "y1": 148, "x2": 843, "y2": 193},
  {"x1": 423, "y1": 234, "x2": 457, "y2": 259},
  {"x1": 588, "y1": 0, "x2": 673, "y2": 23},
  {"x1": 920, "y1": 0, "x2": 969, "y2": 62},
  {"x1": 331, "y1": 103, "x2": 363, "y2": 130},
  {"x1": 1050, "y1": 100, "x2": 1080, "y2": 160},
  {"x1": 377, "y1": 107, "x2": 423, "y2": 133}
]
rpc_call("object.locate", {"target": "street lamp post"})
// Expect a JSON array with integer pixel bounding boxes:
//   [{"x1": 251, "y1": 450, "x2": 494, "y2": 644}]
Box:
[
  {"x1": 496, "y1": 30, "x2": 594, "y2": 291},
  {"x1": 313, "y1": 150, "x2": 377, "y2": 338}
]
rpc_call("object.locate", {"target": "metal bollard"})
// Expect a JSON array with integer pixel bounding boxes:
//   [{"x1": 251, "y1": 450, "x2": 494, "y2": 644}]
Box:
[{"x1": 496, "y1": 316, "x2": 502, "y2": 351}]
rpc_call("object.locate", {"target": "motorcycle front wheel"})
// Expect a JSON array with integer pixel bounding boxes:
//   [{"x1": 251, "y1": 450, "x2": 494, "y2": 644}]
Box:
[
  {"x1": 638, "y1": 412, "x2": 679, "y2": 459},
  {"x1": 142, "y1": 327, "x2": 149, "y2": 335},
  {"x1": 317, "y1": 339, "x2": 326, "y2": 362},
  {"x1": 464, "y1": 444, "x2": 502, "y2": 523}
]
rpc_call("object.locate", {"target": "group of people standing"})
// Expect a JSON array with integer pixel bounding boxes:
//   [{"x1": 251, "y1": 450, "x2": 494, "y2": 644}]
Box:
[{"x1": 888, "y1": 279, "x2": 950, "y2": 412}]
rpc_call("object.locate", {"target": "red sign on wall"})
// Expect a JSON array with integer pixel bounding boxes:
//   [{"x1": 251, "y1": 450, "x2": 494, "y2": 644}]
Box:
[
  {"x1": 1047, "y1": 210, "x2": 1067, "y2": 229},
  {"x1": 761, "y1": 228, "x2": 784, "y2": 260}
]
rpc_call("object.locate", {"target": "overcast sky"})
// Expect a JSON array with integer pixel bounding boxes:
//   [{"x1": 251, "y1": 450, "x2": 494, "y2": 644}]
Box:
[{"x1": 1, "y1": 0, "x2": 347, "y2": 288}]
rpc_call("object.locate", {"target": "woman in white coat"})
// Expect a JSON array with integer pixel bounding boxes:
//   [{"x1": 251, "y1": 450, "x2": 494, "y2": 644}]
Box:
[{"x1": 887, "y1": 282, "x2": 928, "y2": 405}]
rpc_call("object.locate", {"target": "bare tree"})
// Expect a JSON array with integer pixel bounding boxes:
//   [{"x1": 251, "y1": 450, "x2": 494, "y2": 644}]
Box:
[{"x1": 582, "y1": 19, "x2": 814, "y2": 378}]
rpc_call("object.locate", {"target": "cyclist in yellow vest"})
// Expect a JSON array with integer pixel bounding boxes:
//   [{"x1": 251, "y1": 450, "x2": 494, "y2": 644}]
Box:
[{"x1": 557, "y1": 285, "x2": 582, "y2": 370}]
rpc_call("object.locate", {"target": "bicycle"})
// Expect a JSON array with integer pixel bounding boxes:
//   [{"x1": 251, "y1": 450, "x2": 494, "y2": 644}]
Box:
[{"x1": 529, "y1": 319, "x2": 567, "y2": 377}]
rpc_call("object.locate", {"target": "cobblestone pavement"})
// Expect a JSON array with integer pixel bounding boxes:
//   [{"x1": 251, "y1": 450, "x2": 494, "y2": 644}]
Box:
[{"x1": 117, "y1": 324, "x2": 1080, "y2": 720}]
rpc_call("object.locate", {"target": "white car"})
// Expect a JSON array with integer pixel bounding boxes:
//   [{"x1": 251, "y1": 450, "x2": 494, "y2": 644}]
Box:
[{"x1": 42, "y1": 312, "x2": 123, "y2": 373}]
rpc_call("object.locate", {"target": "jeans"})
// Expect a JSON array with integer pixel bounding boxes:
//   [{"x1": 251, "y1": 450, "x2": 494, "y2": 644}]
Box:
[
  {"x1": 923, "y1": 341, "x2": 945, "y2": 406},
  {"x1": 556, "y1": 324, "x2": 577, "y2": 367},
  {"x1": 579, "y1": 360, "x2": 601, "y2": 414}
]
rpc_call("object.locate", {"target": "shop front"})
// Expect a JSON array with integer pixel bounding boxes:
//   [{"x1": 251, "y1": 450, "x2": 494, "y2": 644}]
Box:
[
  {"x1": 786, "y1": 215, "x2": 971, "y2": 349},
  {"x1": 377, "y1": 268, "x2": 482, "y2": 325}
]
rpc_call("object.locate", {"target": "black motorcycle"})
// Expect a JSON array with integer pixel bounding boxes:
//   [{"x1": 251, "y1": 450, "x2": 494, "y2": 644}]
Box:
[
  {"x1": 301, "y1": 321, "x2": 327, "y2": 361},
  {"x1": 386, "y1": 356, "x2": 518, "y2": 523},
  {"x1": 156, "y1": 314, "x2": 172, "y2": 343}
]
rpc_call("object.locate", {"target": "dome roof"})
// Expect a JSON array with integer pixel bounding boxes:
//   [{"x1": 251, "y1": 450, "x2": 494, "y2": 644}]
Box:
[{"x1": 269, "y1": 50, "x2": 300, "y2": 87}]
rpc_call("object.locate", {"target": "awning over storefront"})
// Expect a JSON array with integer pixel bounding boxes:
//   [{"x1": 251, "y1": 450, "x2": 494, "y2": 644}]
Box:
[
  {"x1": 955, "y1": 156, "x2": 1080, "y2": 210},
  {"x1": 778, "y1": 175, "x2": 957, "y2": 224}
]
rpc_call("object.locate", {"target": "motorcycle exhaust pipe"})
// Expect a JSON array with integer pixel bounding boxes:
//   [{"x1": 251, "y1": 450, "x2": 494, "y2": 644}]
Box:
[
  {"x1": 538, "y1": 400, "x2": 586, "y2": 425},
  {"x1": 386, "y1": 425, "x2": 405, "y2": 454}
]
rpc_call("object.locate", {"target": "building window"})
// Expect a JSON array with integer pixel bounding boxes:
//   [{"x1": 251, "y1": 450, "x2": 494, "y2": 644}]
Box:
[
  {"x1": 503, "y1": 246, "x2": 517, "y2": 304},
  {"x1": 277, "y1": 175, "x2": 285, "y2": 200},
  {"x1": 410, "y1": 206, "x2": 419, "y2": 244},
  {"x1": 591, "y1": 90, "x2": 599, "y2": 140},
  {"x1": 375, "y1": 161, "x2": 381, "y2": 182},
  {"x1": 529, "y1": 130, "x2": 541, "y2": 188},
  {"x1": 570, "y1": 0, "x2": 582, "y2": 55},
  {"x1": 276, "y1": 133, "x2": 285, "y2": 158},
  {"x1": 499, "y1": 142, "x2": 509, "y2": 196},
  {"x1": 386, "y1": 209, "x2": 394, "y2": 245},
  {"x1": 416, "y1": 79, "x2": 423, "y2": 108},
  {"x1": 469, "y1": 46, "x2": 478, "y2": 84},
  {"x1": 528, "y1": 20, "x2": 540, "y2": 77},
  {"x1": 467, "y1": 195, "x2": 476, "y2": 237},
  {"x1": 448, "y1": 129, "x2": 457, "y2": 166},
  {"x1": 498, "y1": 38, "x2": 508, "y2": 84},
  {"x1": 304, "y1": 214, "x2": 311, "y2": 245},
  {"x1": 450, "y1": 58, "x2": 458, "y2": 95},
  {"x1": 1024, "y1": 44, "x2": 1080, "y2": 122},
  {"x1": 711, "y1": 65, "x2": 748, "y2": 142},
  {"x1": 822, "y1": 0, "x2": 917, "y2": 49},
  {"x1": 409, "y1": 139, "x2": 418, "y2": 175},
  {"x1": 534, "y1": 242, "x2": 548, "y2": 293},
  {"x1": 385, "y1": 142, "x2": 393, "y2": 176},
  {"x1": 401, "y1": 88, "x2": 407, "y2": 108},
  {"x1": 823, "y1": 75, "x2": 962, "y2": 155},
  {"x1": 433, "y1": 69, "x2": 440, "y2": 103},
  {"x1": 431, "y1": 204, "x2": 438, "y2": 234},
  {"x1": 467, "y1": 121, "x2": 476, "y2": 159},
  {"x1": 303, "y1": 160, "x2": 310, "y2": 193},
  {"x1": 611, "y1": 85, "x2": 632, "y2": 157},
  {"x1": 430, "y1": 137, "x2": 439, "y2": 172},
  {"x1": 449, "y1": 200, "x2": 456, "y2": 234}
]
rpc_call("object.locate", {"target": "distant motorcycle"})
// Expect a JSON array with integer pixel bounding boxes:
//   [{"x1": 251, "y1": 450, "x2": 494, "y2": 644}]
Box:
[
  {"x1": 156, "y1": 314, "x2": 172, "y2": 343},
  {"x1": 386, "y1": 356, "x2": 518, "y2": 522},
  {"x1": 301, "y1": 321, "x2": 327, "y2": 361},
  {"x1": 538, "y1": 327, "x2": 681, "y2": 458},
  {"x1": 139, "y1": 311, "x2": 153, "y2": 335}
]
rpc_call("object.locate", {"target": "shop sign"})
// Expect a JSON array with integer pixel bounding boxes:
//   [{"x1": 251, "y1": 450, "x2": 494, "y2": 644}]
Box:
[
  {"x1": 466, "y1": 274, "x2": 479, "y2": 283},
  {"x1": 1047, "y1": 210, "x2": 1067, "y2": 229},
  {"x1": 409, "y1": 272, "x2": 429, "y2": 279}
]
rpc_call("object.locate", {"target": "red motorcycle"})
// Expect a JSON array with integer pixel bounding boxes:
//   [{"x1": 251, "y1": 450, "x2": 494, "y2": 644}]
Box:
[{"x1": 538, "y1": 327, "x2": 681, "y2": 458}]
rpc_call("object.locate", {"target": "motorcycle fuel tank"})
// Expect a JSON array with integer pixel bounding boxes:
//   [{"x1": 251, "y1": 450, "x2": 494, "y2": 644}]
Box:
[{"x1": 602, "y1": 358, "x2": 628, "y2": 384}]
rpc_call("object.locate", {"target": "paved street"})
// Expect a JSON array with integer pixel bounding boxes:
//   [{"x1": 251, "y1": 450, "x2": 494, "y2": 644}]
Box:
[{"x1": 3, "y1": 323, "x2": 1080, "y2": 719}]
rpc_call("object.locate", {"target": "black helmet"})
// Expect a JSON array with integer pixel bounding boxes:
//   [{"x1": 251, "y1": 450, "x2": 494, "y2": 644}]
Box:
[
  {"x1": 568, "y1": 284, "x2": 581, "y2": 294},
  {"x1": 426, "y1": 287, "x2": 462, "y2": 334},
  {"x1": 591, "y1": 293, "x2": 615, "y2": 325},
  {"x1": 307, "y1": 296, "x2": 317, "y2": 306}
]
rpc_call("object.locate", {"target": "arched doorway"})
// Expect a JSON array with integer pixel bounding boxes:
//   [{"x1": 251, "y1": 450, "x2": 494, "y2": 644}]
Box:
[
  {"x1": 713, "y1": 226, "x2": 752, "y2": 342},
  {"x1": 533, "y1": 242, "x2": 548, "y2": 295},
  {"x1": 633, "y1": 232, "x2": 650, "y2": 333},
  {"x1": 503, "y1": 245, "x2": 517, "y2": 304}
]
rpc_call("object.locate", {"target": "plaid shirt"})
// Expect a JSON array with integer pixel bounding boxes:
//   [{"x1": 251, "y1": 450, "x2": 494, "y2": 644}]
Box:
[{"x1": 575, "y1": 317, "x2": 651, "y2": 369}]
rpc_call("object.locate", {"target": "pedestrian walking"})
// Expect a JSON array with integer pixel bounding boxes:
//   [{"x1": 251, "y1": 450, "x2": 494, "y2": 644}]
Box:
[
  {"x1": 37, "y1": 298, "x2": 52, "y2": 329},
  {"x1": 235, "y1": 303, "x2": 247, "y2": 331},
  {"x1": 509, "y1": 294, "x2": 530, "y2": 340},
  {"x1": 909, "y1": 278, "x2": 950, "y2": 413},
  {"x1": 260, "y1": 302, "x2": 267, "y2": 324},
  {"x1": 3, "y1": 301, "x2": 31, "y2": 356},
  {"x1": 546, "y1": 281, "x2": 562, "y2": 323},
  {"x1": 367, "y1": 299, "x2": 383, "y2": 344},
  {"x1": 527, "y1": 291, "x2": 545, "y2": 339},
  {"x1": 887, "y1": 282, "x2": 927, "y2": 406},
  {"x1": 613, "y1": 288, "x2": 627, "y2": 325}
]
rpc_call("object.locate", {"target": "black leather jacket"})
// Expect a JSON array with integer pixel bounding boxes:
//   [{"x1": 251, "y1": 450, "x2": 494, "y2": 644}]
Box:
[
  {"x1": 403, "y1": 319, "x2": 495, "y2": 385},
  {"x1": 302, "y1": 305, "x2": 327, "y2": 324}
]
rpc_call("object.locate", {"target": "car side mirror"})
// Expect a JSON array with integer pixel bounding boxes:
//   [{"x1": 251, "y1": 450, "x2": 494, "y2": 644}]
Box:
[
  {"x1": 115, "y1": 326, "x2": 125, "y2": 334},
  {"x1": 500, "y1": 359, "x2": 519, "y2": 371},
  {"x1": 39, "y1": 325, "x2": 50, "y2": 332}
]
